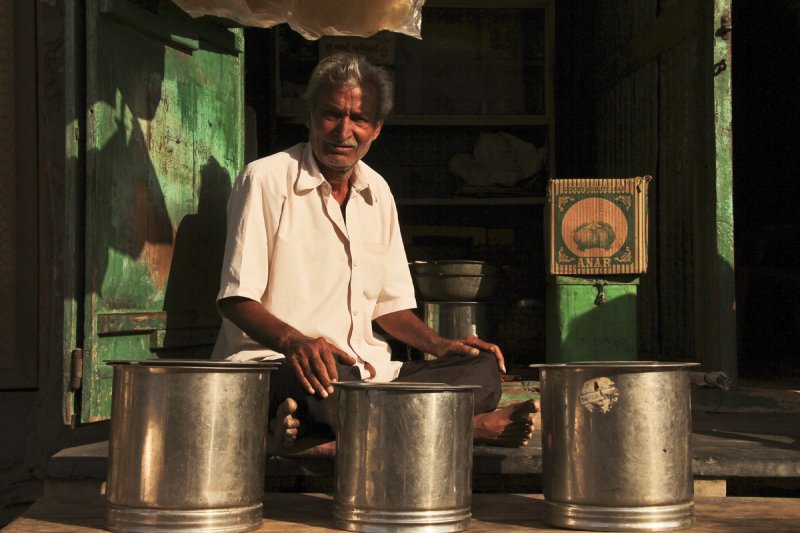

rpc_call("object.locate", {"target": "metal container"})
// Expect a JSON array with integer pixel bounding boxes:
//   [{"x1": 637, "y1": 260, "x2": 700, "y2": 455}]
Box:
[
  {"x1": 105, "y1": 359, "x2": 278, "y2": 533},
  {"x1": 421, "y1": 301, "x2": 492, "y2": 360},
  {"x1": 410, "y1": 260, "x2": 498, "y2": 301},
  {"x1": 410, "y1": 260, "x2": 497, "y2": 277},
  {"x1": 533, "y1": 361, "x2": 699, "y2": 531},
  {"x1": 333, "y1": 382, "x2": 478, "y2": 533}
]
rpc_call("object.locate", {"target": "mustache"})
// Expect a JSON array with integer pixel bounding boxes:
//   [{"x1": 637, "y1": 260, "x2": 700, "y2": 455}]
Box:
[{"x1": 326, "y1": 139, "x2": 357, "y2": 148}]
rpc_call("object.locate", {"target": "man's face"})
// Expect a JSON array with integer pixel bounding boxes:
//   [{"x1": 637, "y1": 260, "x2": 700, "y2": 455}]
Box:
[{"x1": 308, "y1": 82, "x2": 383, "y2": 177}]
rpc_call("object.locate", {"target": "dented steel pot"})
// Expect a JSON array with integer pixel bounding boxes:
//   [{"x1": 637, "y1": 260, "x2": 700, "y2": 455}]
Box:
[{"x1": 532, "y1": 361, "x2": 699, "y2": 531}]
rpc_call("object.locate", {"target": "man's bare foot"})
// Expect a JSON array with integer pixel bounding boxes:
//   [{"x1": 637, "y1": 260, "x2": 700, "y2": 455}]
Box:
[
  {"x1": 472, "y1": 399, "x2": 540, "y2": 447},
  {"x1": 268, "y1": 398, "x2": 300, "y2": 449},
  {"x1": 265, "y1": 398, "x2": 337, "y2": 457}
]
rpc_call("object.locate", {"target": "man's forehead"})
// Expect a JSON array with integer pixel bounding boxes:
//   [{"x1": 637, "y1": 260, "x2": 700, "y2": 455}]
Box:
[
  {"x1": 317, "y1": 79, "x2": 377, "y2": 97},
  {"x1": 313, "y1": 82, "x2": 379, "y2": 112}
]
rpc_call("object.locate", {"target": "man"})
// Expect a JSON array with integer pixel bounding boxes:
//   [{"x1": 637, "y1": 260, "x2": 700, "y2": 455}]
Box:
[{"x1": 213, "y1": 52, "x2": 538, "y2": 455}]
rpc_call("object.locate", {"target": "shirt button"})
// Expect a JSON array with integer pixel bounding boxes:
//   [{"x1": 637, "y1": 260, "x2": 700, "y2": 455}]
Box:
[{"x1": 353, "y1": 310, "x2": 359, "y2": 316}]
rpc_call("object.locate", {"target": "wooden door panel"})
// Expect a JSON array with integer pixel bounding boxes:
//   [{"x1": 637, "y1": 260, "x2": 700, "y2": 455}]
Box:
[{"x1": 75, "y1": 0, "x2": 243, "y2": 422}]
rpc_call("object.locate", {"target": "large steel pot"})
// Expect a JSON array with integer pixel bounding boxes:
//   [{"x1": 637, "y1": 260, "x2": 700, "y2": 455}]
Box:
[
  {"x1": 410, "y1": 260, "x2": 498, "y2": 301},
  {"x1": 333, "y1": 382, "x2": 478, "y2": 533},
  {"x1": 533, "y1": 361, "x2": 699, "y2": 531},
  {"x1": 105, "y1": 359, "x2": 278, "y2": 533}
]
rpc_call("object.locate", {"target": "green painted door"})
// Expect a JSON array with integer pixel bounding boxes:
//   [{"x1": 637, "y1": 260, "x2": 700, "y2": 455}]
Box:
[{"x1": 67, "y1": 0, "x2": 244, "y2": 423}]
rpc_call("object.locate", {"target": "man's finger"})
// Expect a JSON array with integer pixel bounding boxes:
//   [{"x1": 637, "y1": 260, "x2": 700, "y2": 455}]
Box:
[
  {"x1": 293, "y1": 353, "x2": 328, "y2": 397},
  {"x1": 320, "y1": 348, "x2": 340, "y2": 384},
  {"x1": 306, "y1": 372, "x2": 329, "y2": 398},
  {"x1": 463, "y1": 336, "x2": 507, "y2": 374},
  {"x1": 333, "y1": 348, "x2": 357, "y2": 367},
  {"x1": 289, "y1": 356, "x2": 315, "y2": 396},
  {"x1": 492, "y1": 349, "x2": 507, "y2": 374},
  {"x1": 309, "y1": 352, "x2": 334, "y2": 393},
  {"x1": 487, "y1": 348, "x2": 506, "y2": 374}
]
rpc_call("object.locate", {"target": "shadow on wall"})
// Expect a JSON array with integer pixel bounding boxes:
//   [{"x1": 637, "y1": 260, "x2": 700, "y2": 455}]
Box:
[
  {"x1": 162, "y1": 157, "x2": 231, "y2": 358},
  {"x1": 87, "y1": 11, "x2": 172, "y2": 301}
]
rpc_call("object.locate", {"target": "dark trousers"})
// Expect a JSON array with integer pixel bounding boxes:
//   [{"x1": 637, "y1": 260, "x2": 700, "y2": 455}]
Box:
[{"x1": 268, "y1": 352, "x2": 502, "y2": 438}]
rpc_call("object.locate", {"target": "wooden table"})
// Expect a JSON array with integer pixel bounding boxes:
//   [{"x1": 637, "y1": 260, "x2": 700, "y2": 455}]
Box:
[{"x1": 8, "y1": 491, "x2": 800, "y2": 532}]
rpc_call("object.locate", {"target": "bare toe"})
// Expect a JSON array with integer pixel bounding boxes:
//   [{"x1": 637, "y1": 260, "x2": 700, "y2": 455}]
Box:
[{"x1": 269, "y1": 398, "x2": 301, "y2": 451}]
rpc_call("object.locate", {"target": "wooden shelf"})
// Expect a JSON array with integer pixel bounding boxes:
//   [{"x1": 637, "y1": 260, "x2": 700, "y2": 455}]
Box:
[
  {"x1": 275, "y1": 114, "x2": 549, "y2": 127},
  {"x1": 426, "y1": 0, "x2": 549, "y2": 8},
  {"x1": 397, "y1": 197, "x2": 545, "y2": 206}
]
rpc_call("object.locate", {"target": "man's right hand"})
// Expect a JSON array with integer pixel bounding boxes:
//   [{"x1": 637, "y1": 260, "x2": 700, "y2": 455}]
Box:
[
  {"x1": 218, "y1": 297, "x2": 357, "y2": 398},
  {"x1": 283, "y1": 336, "x2": 357, "y2": 398}
]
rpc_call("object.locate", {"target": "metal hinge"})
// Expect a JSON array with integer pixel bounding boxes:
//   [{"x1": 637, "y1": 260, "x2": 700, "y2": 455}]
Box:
[
  {"x1": 716, "y1": 14, "x2": 732, "y2": 41},
  {"x1": 70, "y1": 348, "x2": 83, "y2": 391}
]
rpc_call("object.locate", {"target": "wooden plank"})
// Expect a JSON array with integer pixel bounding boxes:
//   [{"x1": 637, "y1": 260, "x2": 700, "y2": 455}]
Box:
[
  {"x1": 10, "y1": 492, "x2": 800, "y2": 532},
  {"x1": 95, "y1": 311, "x2": 219, "y2": 334}
]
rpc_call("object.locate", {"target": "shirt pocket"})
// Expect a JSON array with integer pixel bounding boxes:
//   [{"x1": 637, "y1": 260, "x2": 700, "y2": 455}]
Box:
[{"x1": 360, "y1": 241, "x2": 389, "y2": 300}]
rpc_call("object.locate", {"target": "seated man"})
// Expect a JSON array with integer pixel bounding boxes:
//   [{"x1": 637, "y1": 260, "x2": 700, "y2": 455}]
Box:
[{"x1": 212, "y1": 52, "x2": 538, "y2": 455}]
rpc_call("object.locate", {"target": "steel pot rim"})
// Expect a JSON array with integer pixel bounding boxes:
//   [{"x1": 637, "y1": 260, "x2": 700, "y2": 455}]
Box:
[
  {"x1": 530, "y1": 361, "x2": 701, "y2": 370},
  {"x1": 107, "y1": 358, "x2": 281, "y2": 371},
  {"x1": 334, "y1": 381, "x2": 481, "y2": 392}
]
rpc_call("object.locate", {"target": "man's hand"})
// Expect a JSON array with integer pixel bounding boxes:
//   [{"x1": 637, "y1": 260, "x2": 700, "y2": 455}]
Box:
[
  {"x1": 218, "y1": 297, "x2": 358, "y2": 398},
  {"x1": 438, "y1": 335, "x2": 506, "y2": 374},
  {"x1": 375, "y1": 310, "x2": 507, "y2": 374},
  {"x1": 283, "y1": 336, "x2": 357, "y2": 398}
]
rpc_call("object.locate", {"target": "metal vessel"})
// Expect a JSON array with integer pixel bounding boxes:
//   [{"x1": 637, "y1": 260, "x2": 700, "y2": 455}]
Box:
[
  {"x1": 333, "y1": 382, "x2": 478, "y2": 533},
  {"x1": 410, "y1": 260, "x2": 499, "y2": 301},
  {"x1": 421, "y1": 300, "x2": 491, "y2": 355},
  {"x1": 533, "y1": 361, "x2": 699, "y2": 531},
  {"x1": 105, "y1": 359, "x2": 278, "y2": 533}
]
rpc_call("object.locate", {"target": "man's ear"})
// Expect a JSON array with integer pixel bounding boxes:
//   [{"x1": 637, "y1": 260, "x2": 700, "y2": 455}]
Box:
[{"x1": 372, "y1": 120, "x2": 383, "y2": 141}]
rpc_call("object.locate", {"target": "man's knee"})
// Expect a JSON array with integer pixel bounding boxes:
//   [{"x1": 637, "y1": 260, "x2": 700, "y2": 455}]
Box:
[
  {"x1": 460, "y1": 352, "x2": 502, "y2": 413},
  {"x1": 475, "y1": 351, "x2": 501, "y2": 374}
]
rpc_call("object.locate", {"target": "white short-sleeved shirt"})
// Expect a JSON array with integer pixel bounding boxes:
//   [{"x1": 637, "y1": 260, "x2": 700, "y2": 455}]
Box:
[{"x1": 212, "y1": 143, "x2": 417, "y2": 382}]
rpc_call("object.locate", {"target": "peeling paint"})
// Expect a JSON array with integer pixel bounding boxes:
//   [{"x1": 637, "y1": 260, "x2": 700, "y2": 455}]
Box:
[{"x1": 80, "y1": 3, "x2": 243, "y2": 422}]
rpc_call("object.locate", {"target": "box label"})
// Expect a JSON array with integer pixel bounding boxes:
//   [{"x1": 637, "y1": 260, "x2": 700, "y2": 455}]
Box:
[{"x1": 547, "y1": 177, "x2": 651, "y2": 275}]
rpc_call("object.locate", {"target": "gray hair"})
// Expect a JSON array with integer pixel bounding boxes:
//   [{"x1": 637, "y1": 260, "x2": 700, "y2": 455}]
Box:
[{"x1": 304, "y1": 52, "x2": 394, "y2": 122}]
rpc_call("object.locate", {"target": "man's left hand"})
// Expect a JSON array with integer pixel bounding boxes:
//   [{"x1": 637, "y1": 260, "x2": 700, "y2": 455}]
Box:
[{"x1": 442, "y1": 335, "x2": 506, "y2": 374}]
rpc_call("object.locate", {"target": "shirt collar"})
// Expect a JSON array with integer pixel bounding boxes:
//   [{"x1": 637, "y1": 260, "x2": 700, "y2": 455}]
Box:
[{"x1": 295, "y1": 143, "x2": 375, "y2": 205}]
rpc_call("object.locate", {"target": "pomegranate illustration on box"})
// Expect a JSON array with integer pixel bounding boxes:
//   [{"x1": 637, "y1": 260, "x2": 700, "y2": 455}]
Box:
[{"x1": 546, "y1": 176, "x2": 652, "y2": 275}]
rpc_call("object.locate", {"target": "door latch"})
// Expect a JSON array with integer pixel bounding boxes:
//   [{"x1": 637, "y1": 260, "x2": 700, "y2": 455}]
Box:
[{"x1": 595, "y1": 283, "x2": 607, "y2": 305}]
